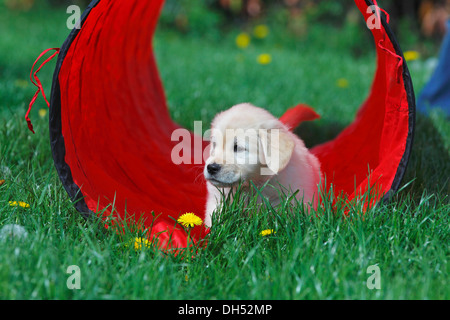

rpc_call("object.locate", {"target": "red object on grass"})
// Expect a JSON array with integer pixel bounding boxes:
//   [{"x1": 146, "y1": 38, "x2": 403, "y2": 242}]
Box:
[
  {"x1": 280, "y1": 104, "x2": 321, "y2": 131},
  {"x1": 28, "y1": 0, "x2": 414, "y2": 250}
]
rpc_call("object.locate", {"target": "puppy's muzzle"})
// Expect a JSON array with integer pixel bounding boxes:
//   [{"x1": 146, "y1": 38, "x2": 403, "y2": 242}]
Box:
[{"x1": 207, "y1": 163, "x2": 221, "y2": 175}]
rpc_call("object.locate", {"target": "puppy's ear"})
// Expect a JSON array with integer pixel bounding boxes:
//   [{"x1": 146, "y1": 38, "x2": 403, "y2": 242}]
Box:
[{"x1": 259, "y1": 128, "x2": 295, "y2": 174}]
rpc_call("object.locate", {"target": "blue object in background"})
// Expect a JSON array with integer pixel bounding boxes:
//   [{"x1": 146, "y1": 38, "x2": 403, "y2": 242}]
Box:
[{"x1": 417, "y1": 19, "x2": 450, "y2": 117}]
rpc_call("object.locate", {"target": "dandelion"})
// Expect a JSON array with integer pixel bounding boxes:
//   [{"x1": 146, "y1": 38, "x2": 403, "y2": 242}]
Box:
[
  {"x1": 236, "y1": 32, "x2": 251, "y2": 49},
  {"x1": 177, "y1": 212, "x2": 203, "y2": 228},
  {"x1": 253, "y1": 24, "x2": 269, "y2": 39},
  {"x1": 133, "y1": 237, "x2": 151, "y2": 251},
  {"x1": 39, "y1": 109, "x2": 48, "y2": 118},
  {"x1": 0, "y1": 165, "x2": 11, "y2": 177},
  {"x1": 404, "y1": 50, "x2": 420, "y2": 62},
  {"x1": 260, "y1": 229, "x2": 275, "y2": 237},
  {"x1": 336, "y1": 78, "x2": 349, "y2": 88},
  {"x1": 257, "y1": 53, "x2": 272, "y2": 65},
  {"x1": 0, "y1": 224, "x2": 28, "y2": 241},
  {"x1": 9, "y1": 201, "x2": 30, "y2": 208}
]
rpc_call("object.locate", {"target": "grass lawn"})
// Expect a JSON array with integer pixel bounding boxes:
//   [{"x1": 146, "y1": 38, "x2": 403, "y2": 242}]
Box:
[{"x1": 0, "y1": 4, "x2": 448, "y2": 300}]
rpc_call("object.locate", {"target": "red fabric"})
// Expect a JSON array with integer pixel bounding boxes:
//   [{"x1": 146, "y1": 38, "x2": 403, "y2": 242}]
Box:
[
  {"x1": 280, "y1": 104, "x2": 321, "y2": 131},
  {"x1": 26, "y1": 48, "x2": 60, "y2": 133},
  {"x1": 55, "y1": 0, "x2": 411, "y2": 249},
  {"x1": 312, "y1": 0, "x2": 409, "y2": 205}
]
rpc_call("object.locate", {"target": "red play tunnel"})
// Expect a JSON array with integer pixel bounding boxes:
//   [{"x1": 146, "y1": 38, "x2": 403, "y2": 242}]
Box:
[{"x1": 28, "y1": 0, "x2": 415, "y2": 249}]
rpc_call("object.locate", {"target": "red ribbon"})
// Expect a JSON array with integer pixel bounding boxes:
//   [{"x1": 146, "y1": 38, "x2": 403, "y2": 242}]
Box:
[{"x1": 25, "y1": 48, "x2": 60, "y2": 134}]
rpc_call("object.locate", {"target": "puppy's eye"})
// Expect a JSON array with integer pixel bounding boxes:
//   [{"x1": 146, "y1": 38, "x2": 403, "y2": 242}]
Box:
[{"x1": 234, "y1": 143, "x2": 244, "y2": 153}]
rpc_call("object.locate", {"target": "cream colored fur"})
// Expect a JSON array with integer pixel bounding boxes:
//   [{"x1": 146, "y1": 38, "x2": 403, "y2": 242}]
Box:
[{"x1": 203, "y1": 103, "x2": 322, "y2": 227}]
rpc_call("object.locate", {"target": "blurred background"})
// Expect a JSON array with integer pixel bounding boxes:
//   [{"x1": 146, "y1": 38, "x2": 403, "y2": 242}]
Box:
[{"x1": 3, "y1": 0, "x2": 450, "y2": 43}]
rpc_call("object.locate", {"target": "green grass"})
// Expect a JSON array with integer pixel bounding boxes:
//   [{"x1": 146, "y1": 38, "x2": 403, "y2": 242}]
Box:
[{"x1": 0, "y1": 4, "x2": 448, "y2": 300}]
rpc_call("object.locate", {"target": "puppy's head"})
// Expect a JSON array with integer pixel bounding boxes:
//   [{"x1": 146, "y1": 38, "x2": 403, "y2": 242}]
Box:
[{"x1": 204, "y1": 103, "x2": 295, "y2": 188}]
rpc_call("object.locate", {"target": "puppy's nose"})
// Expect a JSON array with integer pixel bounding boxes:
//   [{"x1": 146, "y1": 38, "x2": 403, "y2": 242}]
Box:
[{"x1": 207, "y1": 163, "x2": 221, "y2": 175}]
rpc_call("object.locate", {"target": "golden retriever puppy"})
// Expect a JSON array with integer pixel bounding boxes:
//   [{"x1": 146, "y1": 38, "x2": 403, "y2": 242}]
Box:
[{"x1": 203, "y1": 103, "x2": 322, "y2": 227}]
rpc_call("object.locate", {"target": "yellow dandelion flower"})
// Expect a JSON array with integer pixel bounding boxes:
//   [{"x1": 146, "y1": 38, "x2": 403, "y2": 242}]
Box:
[
  {"x1": 404, "y1": 50, "x2": 420, "y2": 62},
  {"x1": 236, "y1": 32, "x2": 251, "y2": 49},
  {"x1": 260, "y1": 229, "x2": 275, "y2": 237},
  {"x1": 253, "y1": 24, "x2": 269, "y2": 39},
  {"x1": 336, "y1": 78, "x2": 349, "y2": 88},
  {"x1": 9, "y1": 201, "x2": 30, "y2": 208},
  {"x1": 257, "y1": 53, "x2": 272, "y2": 65},
  {"x1": 133, "y1": 237, "x2": 151, "y2": 251},
  {"x1": 177, "y1": 212, "x2": 203, "y2": 228},
  {"x1": 39, "y1": 109, "x2": 47, "y2": 118}
]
